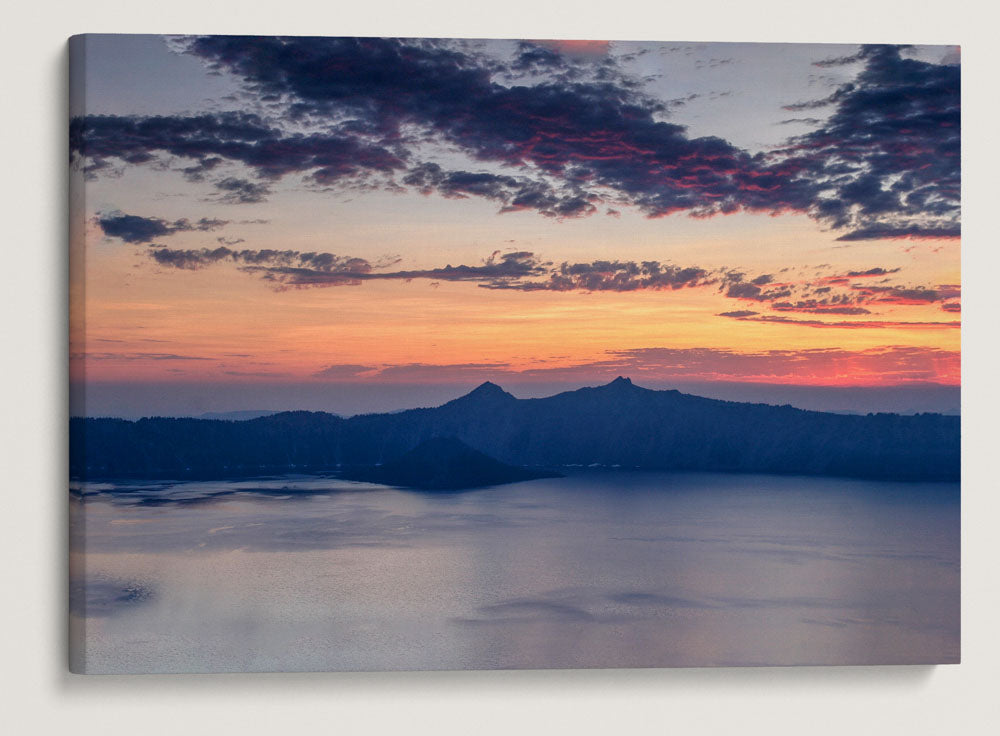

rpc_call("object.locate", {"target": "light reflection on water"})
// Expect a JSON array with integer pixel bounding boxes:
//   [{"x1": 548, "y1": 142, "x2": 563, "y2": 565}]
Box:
[{"x1": 69, "y1": 471, "x2": 959, "y2": 673}]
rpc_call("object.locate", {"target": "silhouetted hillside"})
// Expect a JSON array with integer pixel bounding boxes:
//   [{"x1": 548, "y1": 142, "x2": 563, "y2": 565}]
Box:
[
  {"x1": 70, "y1": 378, "x2": 961, "y2": 482},
  {"x1": 340, "y1": 436, "x2": 560, "y2": 490}
]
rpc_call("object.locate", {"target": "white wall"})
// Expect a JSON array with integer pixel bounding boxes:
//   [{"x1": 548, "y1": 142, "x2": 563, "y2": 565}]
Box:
[{"x1": 2, "y1": 2, "x2": 997, "y2": 734}]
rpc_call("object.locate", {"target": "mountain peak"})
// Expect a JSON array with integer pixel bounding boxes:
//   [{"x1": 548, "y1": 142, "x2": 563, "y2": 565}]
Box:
[
  {"x1": 448, "y1": 381, "x2": 516, "y2": 405},
  {"x1": 471, "y1": 380, "x2": 511, "y2": 396},
  {"x1": 599, "y1": 376, "x2": 639, "y2": 391}
]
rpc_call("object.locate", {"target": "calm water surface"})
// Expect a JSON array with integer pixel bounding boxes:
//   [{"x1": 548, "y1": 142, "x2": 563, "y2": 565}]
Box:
[{"x1": 69, "y1": 471, "x2": 959, "y2": 673}]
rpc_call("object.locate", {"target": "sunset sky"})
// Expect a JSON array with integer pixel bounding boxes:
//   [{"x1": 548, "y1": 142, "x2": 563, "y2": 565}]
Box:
[{"x1": 69, "y1": 35, "x2": 960, "y2": 417}]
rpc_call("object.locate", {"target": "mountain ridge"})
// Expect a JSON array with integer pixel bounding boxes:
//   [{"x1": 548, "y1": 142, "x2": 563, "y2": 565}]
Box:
[{"x1": 70, "y1": 378, "x2": 960, "y2": 482}]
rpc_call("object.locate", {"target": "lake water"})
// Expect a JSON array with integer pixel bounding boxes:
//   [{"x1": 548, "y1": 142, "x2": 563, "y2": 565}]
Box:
[{"x1": 69, "y1": 471, "x2": 959, "y2": 673}]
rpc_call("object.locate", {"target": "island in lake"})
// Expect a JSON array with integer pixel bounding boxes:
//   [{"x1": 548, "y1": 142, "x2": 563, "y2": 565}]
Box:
[{"x1": 340, "y1": 436, "x2": 561, "y2": 490}]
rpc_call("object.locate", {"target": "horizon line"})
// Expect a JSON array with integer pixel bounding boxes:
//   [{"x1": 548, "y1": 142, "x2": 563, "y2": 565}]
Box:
[{"x1": 72, "y1": 376, "x2": 962, "y2": 421}]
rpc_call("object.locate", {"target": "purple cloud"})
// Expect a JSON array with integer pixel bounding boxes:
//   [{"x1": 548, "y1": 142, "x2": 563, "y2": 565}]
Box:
[{"x1": 70, "y1": 39, "x2": 960, "y2": 239}]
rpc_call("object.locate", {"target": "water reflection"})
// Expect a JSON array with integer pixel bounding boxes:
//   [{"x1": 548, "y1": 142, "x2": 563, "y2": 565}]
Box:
[{"x1": 70, "y1": 471, "x2": 959, "y2": 673}]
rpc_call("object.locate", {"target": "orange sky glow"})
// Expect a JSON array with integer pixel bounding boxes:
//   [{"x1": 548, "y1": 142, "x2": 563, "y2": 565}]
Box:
[{"x1": 69, "y1": 37, "x2": 960, "y2": 414}]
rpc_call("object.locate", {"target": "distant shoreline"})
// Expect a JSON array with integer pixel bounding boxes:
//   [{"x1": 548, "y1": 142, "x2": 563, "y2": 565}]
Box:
[
  {"x1": 71, "y1": 378, "x2": 961, "y2": 484},
  {"x1": 70, "y1": 464, "x2": 964, "y2": 489}
]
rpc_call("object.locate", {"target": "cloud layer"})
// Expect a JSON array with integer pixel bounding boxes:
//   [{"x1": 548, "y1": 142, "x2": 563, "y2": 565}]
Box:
[
  {"x1": 94, "y1": 210, "x2": 961, "y2": 321},
  {"x1": 776, "y1": 45, "x2": 960, "y2": 240},
  {"x1": 96, "y1": 212, "x2": 228, "y2": 243},
  {"x1": 72, "y1": 39, "x2": 959, "y2": 239}
]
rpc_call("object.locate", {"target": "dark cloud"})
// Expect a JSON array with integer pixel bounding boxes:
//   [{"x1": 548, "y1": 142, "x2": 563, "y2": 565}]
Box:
[
  {"x1": 103, "y1": 196, "x2": 957, "y2": 322},
  {"x1": 147, "y1": 242, "x2": 712, "y2": 294},
  {"x1": 138, "y1": 230, "x2": 959, "y2": 320},
  {"x1": 846, "y1": 267, "x2": 901, "y2": 277},
  {"x1": 142, "y1": 242, "x2": 713, "y2": 295},
  {"x1": 695, "y1": 57, "x2": 734, "y2": 70},
  {"x1": 775, "y1": 45, "x2": 960, "y2": 239},
  {"x1": 252, "y1": 250, "x2": 546, "y2": 289},
  {"x1": 781, "y1": 86, "x2": 855, "y2": 112},
  {"x1": 402, "y1": 162, "x2": 595, "y2": 218},
  {"x1": 147, "y1": 246, "x2": 545, "y2": 289},
  {"x1": 711, "y1": 265, "x2": 960, "y2": 316},
  {"x1": 725, "y1": 283, "x2": 765, "y2": 299},
  {"x1": 70, "y1": 39, "x2": 960, "y2": 238},
  {"x1": 723, "y1": 281, "x2": 793, "y2": 302},
  {"x1": 180, "y1": 156, "x2": 223, "y2": 182},
  {"x1": 776, "y1": 117, "x2": 823, "y2": 126},
  {"x1": 850, "y1": 284, "x2": 961, "y2": 305},
  {"x1": 482, "y1": 260, "x2": 712, "y2": 292},
  {"x1": 811, "y1": 49, "x2": 874, "y2": 68},
  {"x1": 96, "y1": 212, "x2": 228, "y2": 244},
  {"x1": 835, "y1": 224, "x2": 961, "y2": 241},
  {"x1": 771, "y1": 303, "x2": 872, "y2": 315},
  {"x1": 214, "y1": 177, "x2": 272, "y2": 204},
  {"x1": 719, "y1": 313, "x2": 960, "y2": 330},
  {"x1": 71, "y1": 112, "x2": 405, "y2": 187},
  {"x1": 149, "y1": 246, "x2": 374, "y2": 287}
]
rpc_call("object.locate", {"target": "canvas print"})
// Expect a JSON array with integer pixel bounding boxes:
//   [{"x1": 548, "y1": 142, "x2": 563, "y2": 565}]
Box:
[{"x1": 68, "y1": 35, "x2": 960, "y2": 673}]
